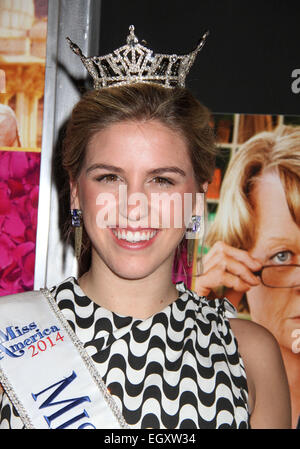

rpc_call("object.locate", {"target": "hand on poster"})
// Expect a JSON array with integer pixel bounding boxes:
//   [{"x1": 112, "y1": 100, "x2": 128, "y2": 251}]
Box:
[{"x1": 195, "y1": 241, "x2": 262, "y2": 303}]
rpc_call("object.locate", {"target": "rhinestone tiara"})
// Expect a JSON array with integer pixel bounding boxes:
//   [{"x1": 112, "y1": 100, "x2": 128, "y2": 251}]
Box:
[{"x1": 66, "y1": 25, "x2": 209, "y2": 89}]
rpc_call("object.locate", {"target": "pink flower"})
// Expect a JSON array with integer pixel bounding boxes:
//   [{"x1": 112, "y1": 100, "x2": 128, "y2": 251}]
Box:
[
  {"x1": 0, "y1": 151, "x2": 41, "y2": 296},
  {"x1": 0, "y1": 261, "x2": 21, "y2": 295},
  {"x1": 9, "y1": 151, "x2": 29, "y2": 179},
  {"x1": 0, "y1": 152, "x2": 10, "y2": 180},
  {"x1": 30, "y1": 185, "x2": 39, "y2": 208},
  {"x1": 13, "y1": 241, "x2": 36, "y2": 288},
  {"x1": 0, "y1": 242, "x2": 36, "y2": 294},
  {"x1": 7, "y1": 179, "x2": 25, "y2": 198},
  {"x1": 0, "y1": 234, "x2": 15, "y2": 269},
  {"x1": 13, "y1": 241, "x2": 35, "y2": 261},
  {"x1": 22, "y1": 251, "x2": 36, "y2": 288},
  {"x1": 25, "y1": 226, "x2": 36, "y2": 243},
  {"x1": 3, "y1": 209, "x2": 26, "y2": 241},
  {"x1": 0, "y1": 185, "x2": 11, "y2": 215}
]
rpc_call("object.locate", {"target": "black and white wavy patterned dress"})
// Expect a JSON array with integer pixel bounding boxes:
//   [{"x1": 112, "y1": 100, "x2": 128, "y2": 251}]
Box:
[{"x1": 0, "y1": 277, "x2": 250, "y2": 429}]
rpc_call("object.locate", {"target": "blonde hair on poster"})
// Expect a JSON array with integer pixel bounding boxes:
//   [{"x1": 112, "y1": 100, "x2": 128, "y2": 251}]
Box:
[{"x1": 206, "y1": 124, "x2": 300, "y2": 251}]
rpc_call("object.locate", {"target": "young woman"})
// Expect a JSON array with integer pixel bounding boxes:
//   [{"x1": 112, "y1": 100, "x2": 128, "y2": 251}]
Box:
[{"x1": 0, "y1": 82, "x2": 291, "y2": 429}]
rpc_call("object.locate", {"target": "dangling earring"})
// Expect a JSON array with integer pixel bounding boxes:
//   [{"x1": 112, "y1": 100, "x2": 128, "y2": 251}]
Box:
[
  {"x1": 185, "y1": 189, "x2": 207, "y2": 268},
  {"x1": 186, "y1": 215, "x2": 203, "y2": 267},
  {"x1": 71, "y1": 209, "x2": 82, "y2": 260}
]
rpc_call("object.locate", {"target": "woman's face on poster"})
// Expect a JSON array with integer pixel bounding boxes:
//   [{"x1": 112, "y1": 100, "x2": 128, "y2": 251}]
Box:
[{"x1": 246, "y1": 170, "x2": 300, "y2": 352}]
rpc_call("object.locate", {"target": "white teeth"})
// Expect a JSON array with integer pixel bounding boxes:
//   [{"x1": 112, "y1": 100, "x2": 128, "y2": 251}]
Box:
[{"x1": 112, "y1": 229, "x2": 158, "y2": 242}]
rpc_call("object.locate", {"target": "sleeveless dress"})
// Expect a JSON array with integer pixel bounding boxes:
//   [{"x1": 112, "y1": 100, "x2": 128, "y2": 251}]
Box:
[{"x1": 0, "y1": 277, "x2": 250, "y2": 429}]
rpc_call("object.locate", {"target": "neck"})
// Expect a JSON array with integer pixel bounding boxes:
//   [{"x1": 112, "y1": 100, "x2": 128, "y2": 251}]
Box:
[{"x1": 78, "y1": 252, "x2": 179, "y2": 319}]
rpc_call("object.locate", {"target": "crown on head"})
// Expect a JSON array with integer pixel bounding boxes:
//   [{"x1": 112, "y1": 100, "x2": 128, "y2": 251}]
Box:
[{"x1": 67, "y1": 25, "x2": 209, "y2": 89}]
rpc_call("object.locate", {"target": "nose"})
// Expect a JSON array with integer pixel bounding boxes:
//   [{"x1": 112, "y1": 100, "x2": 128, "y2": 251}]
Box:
[{"x1": 118, "y1": 184, "x2": 150, "y2": 227}]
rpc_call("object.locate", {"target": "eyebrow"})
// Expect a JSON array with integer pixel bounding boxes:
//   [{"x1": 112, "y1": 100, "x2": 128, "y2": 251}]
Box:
[
  {"x1": 86, "y1": 163, "x2": 186, "y2": 177},
  {"x1": 86, "y1": 163, "x2": 123, "y2": 174},
  {"x1": 264, "y1": 237, "x2": 296, "y2": 246}
]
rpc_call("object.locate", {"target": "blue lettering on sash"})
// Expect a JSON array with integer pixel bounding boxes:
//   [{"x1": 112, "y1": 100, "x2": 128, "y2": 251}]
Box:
[
  {"x1": 0, "y1": 323, "x2": 59, "y2": 359},
  {"x1": 0, "y1": 326, "x2": 16, "y2": 342},
  {"x1": 0, "y1": 327, "x2": 24, "y2": 359},
  {"x1": 0, "y1": 341, "x2": 24, "y2": 359},
  {"x1": 32, "y1": 371, "x2": 96, "y2": 429}
]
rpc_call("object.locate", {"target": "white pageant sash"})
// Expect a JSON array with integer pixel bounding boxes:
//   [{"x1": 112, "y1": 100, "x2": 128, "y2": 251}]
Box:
[{"x1": 0, "y1": 289, "x2": 129, "y2": 429}]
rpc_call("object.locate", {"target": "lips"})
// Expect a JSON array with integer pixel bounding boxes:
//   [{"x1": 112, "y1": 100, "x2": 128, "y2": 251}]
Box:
[
  {"x1": 112, "y1": 228, "x2": 158, "y2": 243},
  {"x1": 109, "y1": 227, "x2": 159, "y2": 249}
]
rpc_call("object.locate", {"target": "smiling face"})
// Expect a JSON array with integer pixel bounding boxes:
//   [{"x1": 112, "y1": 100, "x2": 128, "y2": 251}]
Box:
[
  {"x1": 247, "y1": 170, "x2": 300, "y2": 352},
  {"x1": 71, "y1": 119, "x2": 200, "y2": 281}
]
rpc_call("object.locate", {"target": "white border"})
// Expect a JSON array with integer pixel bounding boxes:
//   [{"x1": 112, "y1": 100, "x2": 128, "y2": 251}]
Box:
[{"x1": 34, "y1": 0, "x2": 101, "y2": 289}]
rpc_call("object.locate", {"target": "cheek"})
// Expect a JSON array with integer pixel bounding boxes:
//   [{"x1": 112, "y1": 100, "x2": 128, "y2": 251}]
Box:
[
  {"x1": 155, "y1": 196, "x2": 185, "y2": 229},
  {"x1": 79, "y1": 183, "x2": 118, "y2": 230},
  {"x1": 247, "y1": 286, "x2": 274, "y2": 318},
  {"x1": 78, "y1": 180, "x2": 98, "y2": 210},
  {"x1": 247, "y1": 285, "x2": 290, "y2": 325},
  {"x1": 150, "y1": 196, "x2": 193, "y2": 230}
]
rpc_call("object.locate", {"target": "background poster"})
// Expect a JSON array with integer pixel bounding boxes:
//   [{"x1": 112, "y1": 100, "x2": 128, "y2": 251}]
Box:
[
  {"x1": 0, "y1": 0, "x2": 48, "y2": 295},
  {"x1": 203, "y1": 111, "x2": 300, "y2": 429}
]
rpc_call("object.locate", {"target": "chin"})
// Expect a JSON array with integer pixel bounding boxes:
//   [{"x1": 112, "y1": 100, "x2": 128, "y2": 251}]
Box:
[
  {"x1": 92, "y1": 238, "x2": 175, "y2": 281},
  {"x1": 110, "y1": 264, "x2": 157, "y2": 281},
  {"x1": 107, "y1": 252, "x2": 168, "y2": 280}
]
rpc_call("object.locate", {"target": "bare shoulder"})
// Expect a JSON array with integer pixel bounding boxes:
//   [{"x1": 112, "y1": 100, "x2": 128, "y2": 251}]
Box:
[
  {"x1": 229, "y1": 318, "x2": 291, "y2": 429},
  {"x1": 229, "y1": 317, "x2": 279, "y2": 350},
  {"x1": 229, "y1": 318, "x2": 285, "y2": 374}
]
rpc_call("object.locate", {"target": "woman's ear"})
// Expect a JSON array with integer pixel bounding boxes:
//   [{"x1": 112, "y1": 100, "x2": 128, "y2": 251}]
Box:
[
  {"x1": 192, "y1": 191, "x2": 205, "y2": 217},
  {"x1": 70, "y1": 180, "x2": 80, "y2": 210},
  {"x1": 192, "y1": 182, "x2": 208, "y2": 215}
]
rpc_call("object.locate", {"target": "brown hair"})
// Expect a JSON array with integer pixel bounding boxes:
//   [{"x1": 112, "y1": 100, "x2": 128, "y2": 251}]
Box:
[{"x1": 62, "y1": 83, "x2": 217, "y2": 274}]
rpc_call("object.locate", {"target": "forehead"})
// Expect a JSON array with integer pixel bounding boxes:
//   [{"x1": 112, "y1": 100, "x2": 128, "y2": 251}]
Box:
[
  {"x1": 251, "y1": 170, "x2": 300, "y2": 247},
  {"x1": 85, "y1": 120, "x2": 192, "y2": 169}
]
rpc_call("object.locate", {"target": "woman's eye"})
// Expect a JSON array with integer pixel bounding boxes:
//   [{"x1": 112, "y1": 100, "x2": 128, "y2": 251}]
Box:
[
  {"x1": 152, "y1": 177, "x2": 173, "y2": 186},
  {"x1": 96, "y1": 174, "x2": 119, "y2": 183},
  {"x1": 270, "y1": 251, "x2": 293, "y2": 264}
]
